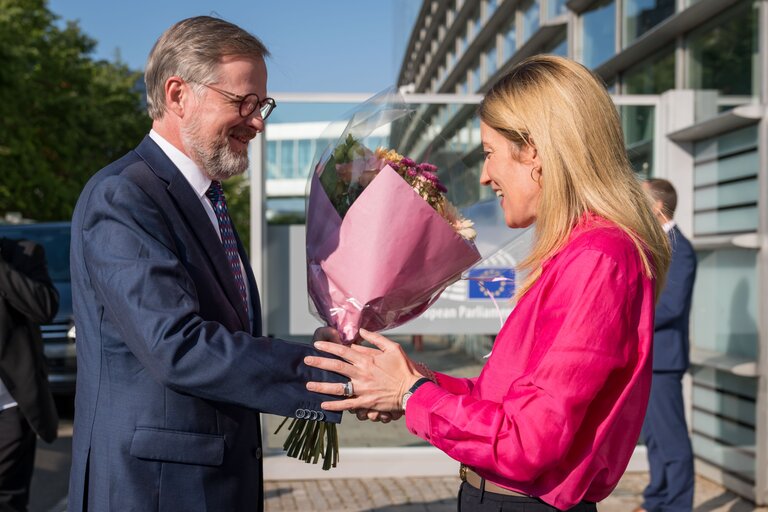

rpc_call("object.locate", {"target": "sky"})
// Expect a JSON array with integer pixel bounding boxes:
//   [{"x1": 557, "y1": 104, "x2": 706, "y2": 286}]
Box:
[{"x1": 47, "y1": 0, "x2": 421, "y2": 94}]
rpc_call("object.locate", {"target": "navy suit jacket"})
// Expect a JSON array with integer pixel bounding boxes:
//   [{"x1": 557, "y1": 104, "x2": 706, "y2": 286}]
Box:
[
  {"x1": 653, "y1": 226, "x2": 697, "y2": 372},
  {"x1": 68, "y1": 136, "x2": 345, "y2": 511}
]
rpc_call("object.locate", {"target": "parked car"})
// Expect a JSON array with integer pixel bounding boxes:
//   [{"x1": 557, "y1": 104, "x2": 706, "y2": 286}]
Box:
[{"x1": 0, "y1": 222, "x2": 75, "y2": 394}]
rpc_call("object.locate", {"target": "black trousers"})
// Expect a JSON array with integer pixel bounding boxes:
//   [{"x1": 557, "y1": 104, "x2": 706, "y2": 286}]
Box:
[
  {"x1": 0, "y1": 407, "x2": 36, "y2": 512},
  {"x1": 458, "y1": 482, "x2": 598, "y2": 512}
]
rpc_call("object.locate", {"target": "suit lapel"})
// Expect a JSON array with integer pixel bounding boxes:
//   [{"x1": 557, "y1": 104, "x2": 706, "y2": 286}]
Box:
[{"x1": 133, "y1": 136, "x2": 250, "y2": 330}]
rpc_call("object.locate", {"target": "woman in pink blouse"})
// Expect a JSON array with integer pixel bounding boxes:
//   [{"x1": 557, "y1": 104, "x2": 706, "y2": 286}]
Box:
[{"x1": 306, "y1": 55, "x2": 671, "y2": 511}]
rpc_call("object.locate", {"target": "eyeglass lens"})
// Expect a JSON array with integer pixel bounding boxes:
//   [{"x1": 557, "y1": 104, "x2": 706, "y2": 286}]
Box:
[{"x1": 240, "y1": 95, "x2": 275, "y2": 120}]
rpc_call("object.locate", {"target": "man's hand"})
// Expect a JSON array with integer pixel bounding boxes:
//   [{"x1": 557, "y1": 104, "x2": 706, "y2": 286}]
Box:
[{"x1": 353, "y1": 409, "x2": 404, "y2": 424}]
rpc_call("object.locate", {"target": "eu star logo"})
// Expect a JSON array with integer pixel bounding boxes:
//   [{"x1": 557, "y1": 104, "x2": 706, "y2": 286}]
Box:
[{"x1": 467, "y1": 268, "x2": 515, "y2": 299}]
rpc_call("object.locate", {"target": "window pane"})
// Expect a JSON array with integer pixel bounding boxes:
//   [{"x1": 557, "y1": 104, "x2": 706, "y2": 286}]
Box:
[
  {"x1": 485, "y1": 41, "x2": 498, "y2": 78},
  {"x1": 471, "y1": 64, "x2": 482, "y2": 92},
  {"x1": 582, "y1": 0, "x2": 616, "y2": 68},
  {"x1": 694, "y1": 152, "x2": 758, "y2": 187},
  {"x1": 694, "y1": 206, "x2": 758, "y2": 235},
  {"x1": 692, "y1": 248, "x2": 759, "y2": 358},
  {"x1": 266, "y1": 140, "x2": 280, "y2": 180},
  {"x1": 623, "y1": 46, "x2": 674, "y2": 94},
  {"x1": 693, "y1": 125, "x2": 758, "y2": 163},
  {"x1": 280, "y1": 140, "x2": 295, "y2": 178},
  {"x1": 503, "y1": 21, "x2": 517, "y2": 59},
  {"x1": 545, "y1": 30, "x2": 568, "y2": 57},
  {"x1": 691, "y1": 367, "x2": 757, "y2": 484},
  {"x1": 548, "y1": 0, "x2": 568, "y2": 19},
  {"x1": 522, "y1": 0, "x2": 541, "y2": 43},
  {"x1": 622, "y1": 0, "x2": 675, "y2": 47},
  {"x1": 297, "y1": 140, "x2": 313, "y2": 179},
  {"x1": 687, "y1": 1, "x2": 758, "y2": 97},
  {"x1": 694, "y1": 180, "x2": 758, "y2": 211},
  {"x1": 620, "y1": 105, "x2": 655, "y2": 176},
  {"x1": 693, "y1": 383, "x2": 756, "y2": 424}
]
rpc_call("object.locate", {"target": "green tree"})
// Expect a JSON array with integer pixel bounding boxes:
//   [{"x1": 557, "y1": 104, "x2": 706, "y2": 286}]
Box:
[
  {"x1": 0, "y1": 0, "x2": 150, "y2": 221},
  {"x1": 223, "y1": 175, "x2": 251, "y2": 256}
]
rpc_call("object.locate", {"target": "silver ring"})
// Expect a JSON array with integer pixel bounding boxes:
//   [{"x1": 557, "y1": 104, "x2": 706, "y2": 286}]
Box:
[{"x1": 342, "y1": 381, "x2": 354, "y2": 397}]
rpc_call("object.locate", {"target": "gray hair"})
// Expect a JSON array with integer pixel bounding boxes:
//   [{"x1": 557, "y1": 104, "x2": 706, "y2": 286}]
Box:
[{"x1": 144, "y1": 16, "x2": 270, "y2": 120}]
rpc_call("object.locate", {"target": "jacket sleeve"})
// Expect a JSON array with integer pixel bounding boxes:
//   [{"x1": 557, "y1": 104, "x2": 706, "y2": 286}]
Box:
[
  {"x1": 78, "y1": 175, "x2": 345, "y2": 422},
  {"x1": 405, "y1": 248, "x2": 644, "y2": 483},
  {"x1": 654, "y1": 235, "x2": 696, "y2": 329},
  {"x1": 0, "y1": 241, "x2": 59, "y2": 324}
]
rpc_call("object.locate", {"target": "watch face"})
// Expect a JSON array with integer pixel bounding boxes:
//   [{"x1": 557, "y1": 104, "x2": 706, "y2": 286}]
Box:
[{"x1": 401, "y1": 391, "x2": 412, "y2": 411}]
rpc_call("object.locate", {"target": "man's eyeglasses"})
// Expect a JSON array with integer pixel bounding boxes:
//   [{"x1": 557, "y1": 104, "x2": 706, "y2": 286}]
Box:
[{"x1": 196, "y1": 82, "x2": 277, "y2": 120}]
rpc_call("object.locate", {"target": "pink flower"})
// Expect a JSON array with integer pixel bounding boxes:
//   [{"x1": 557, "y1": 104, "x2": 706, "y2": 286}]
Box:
[{"x1": 418, "y1": 163, "x2": 438, "y2": 173}]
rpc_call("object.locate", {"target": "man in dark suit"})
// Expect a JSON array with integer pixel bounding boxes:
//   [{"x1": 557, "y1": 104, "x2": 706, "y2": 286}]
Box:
[
  {"x1": 68, "y1": 17, "x2": 345, "y2": 511},
  {"x1": 0, "y1": 237, "x2": 59, "y2": 511},
  {"x1": 638, "y1": 178, "x2": 697, "y2": 512}
]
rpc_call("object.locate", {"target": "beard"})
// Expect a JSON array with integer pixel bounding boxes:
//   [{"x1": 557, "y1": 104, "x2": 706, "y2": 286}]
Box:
[{"x1": 181, "y1": 117, "x2": 253, "y2": 181}]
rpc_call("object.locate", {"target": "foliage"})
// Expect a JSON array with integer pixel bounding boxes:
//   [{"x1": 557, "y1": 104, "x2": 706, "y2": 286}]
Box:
[
  {"x1": 222, "y1": 175, "x2": 251, "y2": 256},
  {"x1": 0, "y1": 0, "x2": 151, "y2": 221}
]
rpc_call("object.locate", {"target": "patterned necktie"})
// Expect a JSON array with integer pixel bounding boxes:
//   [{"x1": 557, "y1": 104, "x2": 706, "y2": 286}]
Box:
[{"x1": 206, "y1": 180, "x2": 248, "y2": 312}]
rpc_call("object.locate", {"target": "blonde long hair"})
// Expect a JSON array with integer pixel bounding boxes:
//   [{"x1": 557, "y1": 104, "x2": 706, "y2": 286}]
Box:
[{"x1": 478, "y1": 55, "x2": 670, "y2": 300}]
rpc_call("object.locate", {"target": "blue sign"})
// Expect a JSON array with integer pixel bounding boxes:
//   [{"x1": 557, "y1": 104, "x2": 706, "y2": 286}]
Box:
[{"x1": 467, "y1": 268, "x2": 515, "y2": 299}]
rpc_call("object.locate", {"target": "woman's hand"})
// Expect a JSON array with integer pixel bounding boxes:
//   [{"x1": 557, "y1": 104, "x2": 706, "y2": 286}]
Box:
[{"x1": 305, "y1": 329, "x2": 422, "y2": 412}]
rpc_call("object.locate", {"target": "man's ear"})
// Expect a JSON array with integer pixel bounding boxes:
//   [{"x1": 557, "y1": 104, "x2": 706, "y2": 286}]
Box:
[{"x1": 165, "y1": 76, "x2": 187, "y2": 118}]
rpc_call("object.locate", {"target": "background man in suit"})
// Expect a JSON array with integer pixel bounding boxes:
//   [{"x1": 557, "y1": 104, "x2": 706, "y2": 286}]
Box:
[
  {"x1": 0, "y1": 237, "x2": 59, "y2": 512},
  {"x1": 68, "y1": 16, "x2": 345, "y2": 511},
  {"x1": 638, "y1": 178, "x2": 697, "y2": 512}
]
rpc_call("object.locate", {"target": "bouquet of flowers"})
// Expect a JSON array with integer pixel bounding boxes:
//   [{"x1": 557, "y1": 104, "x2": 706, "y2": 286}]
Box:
[{"x1": 276, "y1": 91, "x2": 481, "y2": 469}]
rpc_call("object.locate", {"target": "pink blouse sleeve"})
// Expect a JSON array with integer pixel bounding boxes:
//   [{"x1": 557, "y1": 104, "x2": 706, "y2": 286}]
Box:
[
  {"x1": 405, "y1": 248, "x2": 644, "y2": 483},
  {"x1": 433, "y1": 372, "x2": 476, "y2": 395}
]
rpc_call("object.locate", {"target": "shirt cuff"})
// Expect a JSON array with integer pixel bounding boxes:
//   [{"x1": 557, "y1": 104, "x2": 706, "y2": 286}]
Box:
[{"x1": 404, "y1": 381, "x2": 445, "y2": 441}]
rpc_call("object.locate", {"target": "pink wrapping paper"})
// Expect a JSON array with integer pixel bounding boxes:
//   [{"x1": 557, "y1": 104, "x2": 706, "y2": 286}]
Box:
[{"x1": 307, "y1": 164, "x2": 481, "y2": 344}]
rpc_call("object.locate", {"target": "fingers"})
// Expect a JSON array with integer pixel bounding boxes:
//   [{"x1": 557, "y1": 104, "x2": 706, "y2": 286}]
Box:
[
  {"x1": 303, "y1": 355, "x2": 356, "y2": 380},
  {"x1": 354, "y1": 408, "x2": 394, "y2": 423},
  {"x1": 358, "y1": 328, "x2": 397, "y2": 351},
  {"x1": 320, "y1": 399, "x2": 358, "y2": 412},
  {"x1": 313, "y1": 326, "x2": 342, "y2": 344},
  {"x1": 306, "y1": 380, "x2": 350, "y2": 396}
]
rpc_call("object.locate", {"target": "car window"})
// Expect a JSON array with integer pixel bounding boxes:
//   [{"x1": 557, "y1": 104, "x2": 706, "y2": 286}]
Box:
[{"x1": 0, "y1": 225, "x2": 71, "y2": 281}]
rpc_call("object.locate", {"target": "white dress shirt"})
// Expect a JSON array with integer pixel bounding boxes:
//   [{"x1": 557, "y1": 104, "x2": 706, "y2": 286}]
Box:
[{"x1": 148, "y1": 130, "x2": 252, "y2": 319}]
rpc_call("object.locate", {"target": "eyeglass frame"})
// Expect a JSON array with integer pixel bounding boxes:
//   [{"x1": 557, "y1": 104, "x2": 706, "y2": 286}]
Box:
[{"x1": 192, "y1": 81, "x2": 277, "y2": 120}]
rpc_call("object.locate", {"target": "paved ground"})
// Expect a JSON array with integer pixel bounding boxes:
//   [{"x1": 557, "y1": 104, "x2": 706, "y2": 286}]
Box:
[{"x1": 264, "y1": 473, "x2": 766, "y2": 511}]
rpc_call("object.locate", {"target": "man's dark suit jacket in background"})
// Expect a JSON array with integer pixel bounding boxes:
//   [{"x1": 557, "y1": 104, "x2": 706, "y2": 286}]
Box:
[
  {"x1": 641, "y1": 225, "x2": 697, "y2": 512},
  {"x1": 0, "y1": 237, "x2": 59, "y2": 510}
]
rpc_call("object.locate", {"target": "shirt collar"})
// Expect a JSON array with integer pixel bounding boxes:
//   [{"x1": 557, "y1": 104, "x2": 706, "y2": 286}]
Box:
[
  {"x1": 662, "y1": 219, "x2": 676, "y2": 233},
  {"x1": 149, "y1": 129, "x2": 212, "y2": 199}
]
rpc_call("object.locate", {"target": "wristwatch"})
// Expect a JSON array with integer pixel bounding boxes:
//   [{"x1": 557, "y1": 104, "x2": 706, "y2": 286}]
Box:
[{"x1": 401, "y1": 377, "x2": 432, "y2": 412}]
